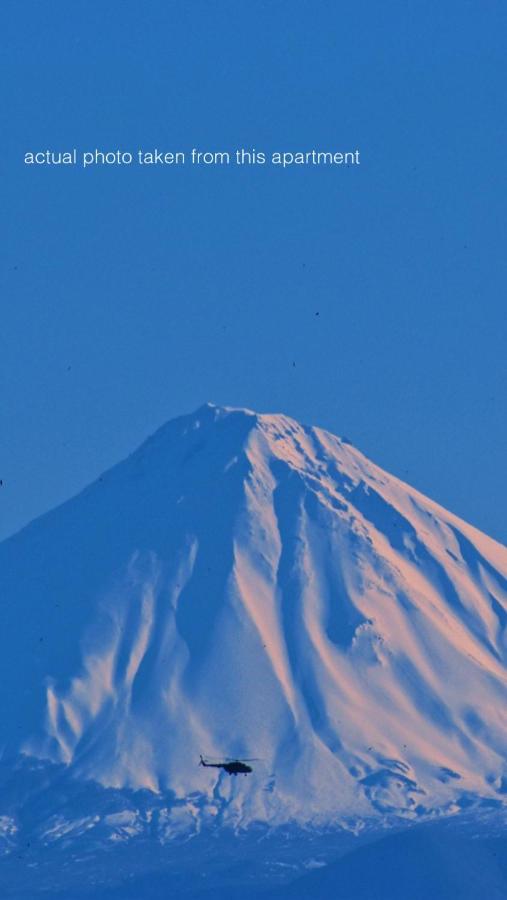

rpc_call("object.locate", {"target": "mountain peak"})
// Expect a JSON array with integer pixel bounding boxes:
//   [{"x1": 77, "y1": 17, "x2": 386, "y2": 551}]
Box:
[{"x1": 140, "y1": 402, "x2": 350, "y2": 482}]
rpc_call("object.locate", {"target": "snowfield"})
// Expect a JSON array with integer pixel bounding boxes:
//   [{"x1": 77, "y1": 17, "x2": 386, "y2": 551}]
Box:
[{"x1": 0, "y1": 403, "x2": 506, "y2": 896}]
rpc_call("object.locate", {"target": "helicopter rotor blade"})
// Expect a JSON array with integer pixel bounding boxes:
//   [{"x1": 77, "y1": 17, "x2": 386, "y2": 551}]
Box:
[
  {"x1": 224, "y1": 757, "x2": 263, "y2": 762},
  {"x1": 201, "y1": 754, "x2": 264, "y2": 764}
]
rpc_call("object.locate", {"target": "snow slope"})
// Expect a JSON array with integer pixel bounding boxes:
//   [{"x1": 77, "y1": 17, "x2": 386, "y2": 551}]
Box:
[{"x1": 1, "y1": 403, "x2": 506, "y2": 829}]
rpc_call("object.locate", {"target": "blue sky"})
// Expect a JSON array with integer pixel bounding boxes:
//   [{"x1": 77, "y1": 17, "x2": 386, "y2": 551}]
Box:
[{"x1": 1, "y1": 0, "x2": 506, "y2": 542}]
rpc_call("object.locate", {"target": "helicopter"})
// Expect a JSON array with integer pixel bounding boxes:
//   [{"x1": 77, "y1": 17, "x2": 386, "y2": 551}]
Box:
[{"x1": 199, "y1": 754, "x2": 257, "y2": 775}]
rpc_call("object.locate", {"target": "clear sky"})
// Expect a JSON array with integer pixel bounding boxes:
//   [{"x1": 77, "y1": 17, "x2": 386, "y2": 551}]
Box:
[{"x1": 1, "y1": 0, "x2": 506, "y2": 543}]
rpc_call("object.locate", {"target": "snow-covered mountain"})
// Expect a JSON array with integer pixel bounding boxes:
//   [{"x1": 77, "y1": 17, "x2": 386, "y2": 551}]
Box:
[{"x1": 1, "y1": 403, "x2": 506, "y2": 832}]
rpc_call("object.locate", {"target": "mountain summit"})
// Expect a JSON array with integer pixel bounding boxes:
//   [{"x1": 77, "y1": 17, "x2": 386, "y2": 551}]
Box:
[{"x1": 1, "y1": 404, "x2": 506, "y2": 827}]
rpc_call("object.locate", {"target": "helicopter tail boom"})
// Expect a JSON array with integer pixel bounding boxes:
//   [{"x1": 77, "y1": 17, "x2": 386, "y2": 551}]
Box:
[{"x1": 199, "y1": 755, "x2": 220, "y2": 768}]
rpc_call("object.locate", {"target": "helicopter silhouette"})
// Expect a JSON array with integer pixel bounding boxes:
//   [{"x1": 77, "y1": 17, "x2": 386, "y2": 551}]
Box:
[{"x1": 199, "y1": 754, "x2": 257, "y2": 775}]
